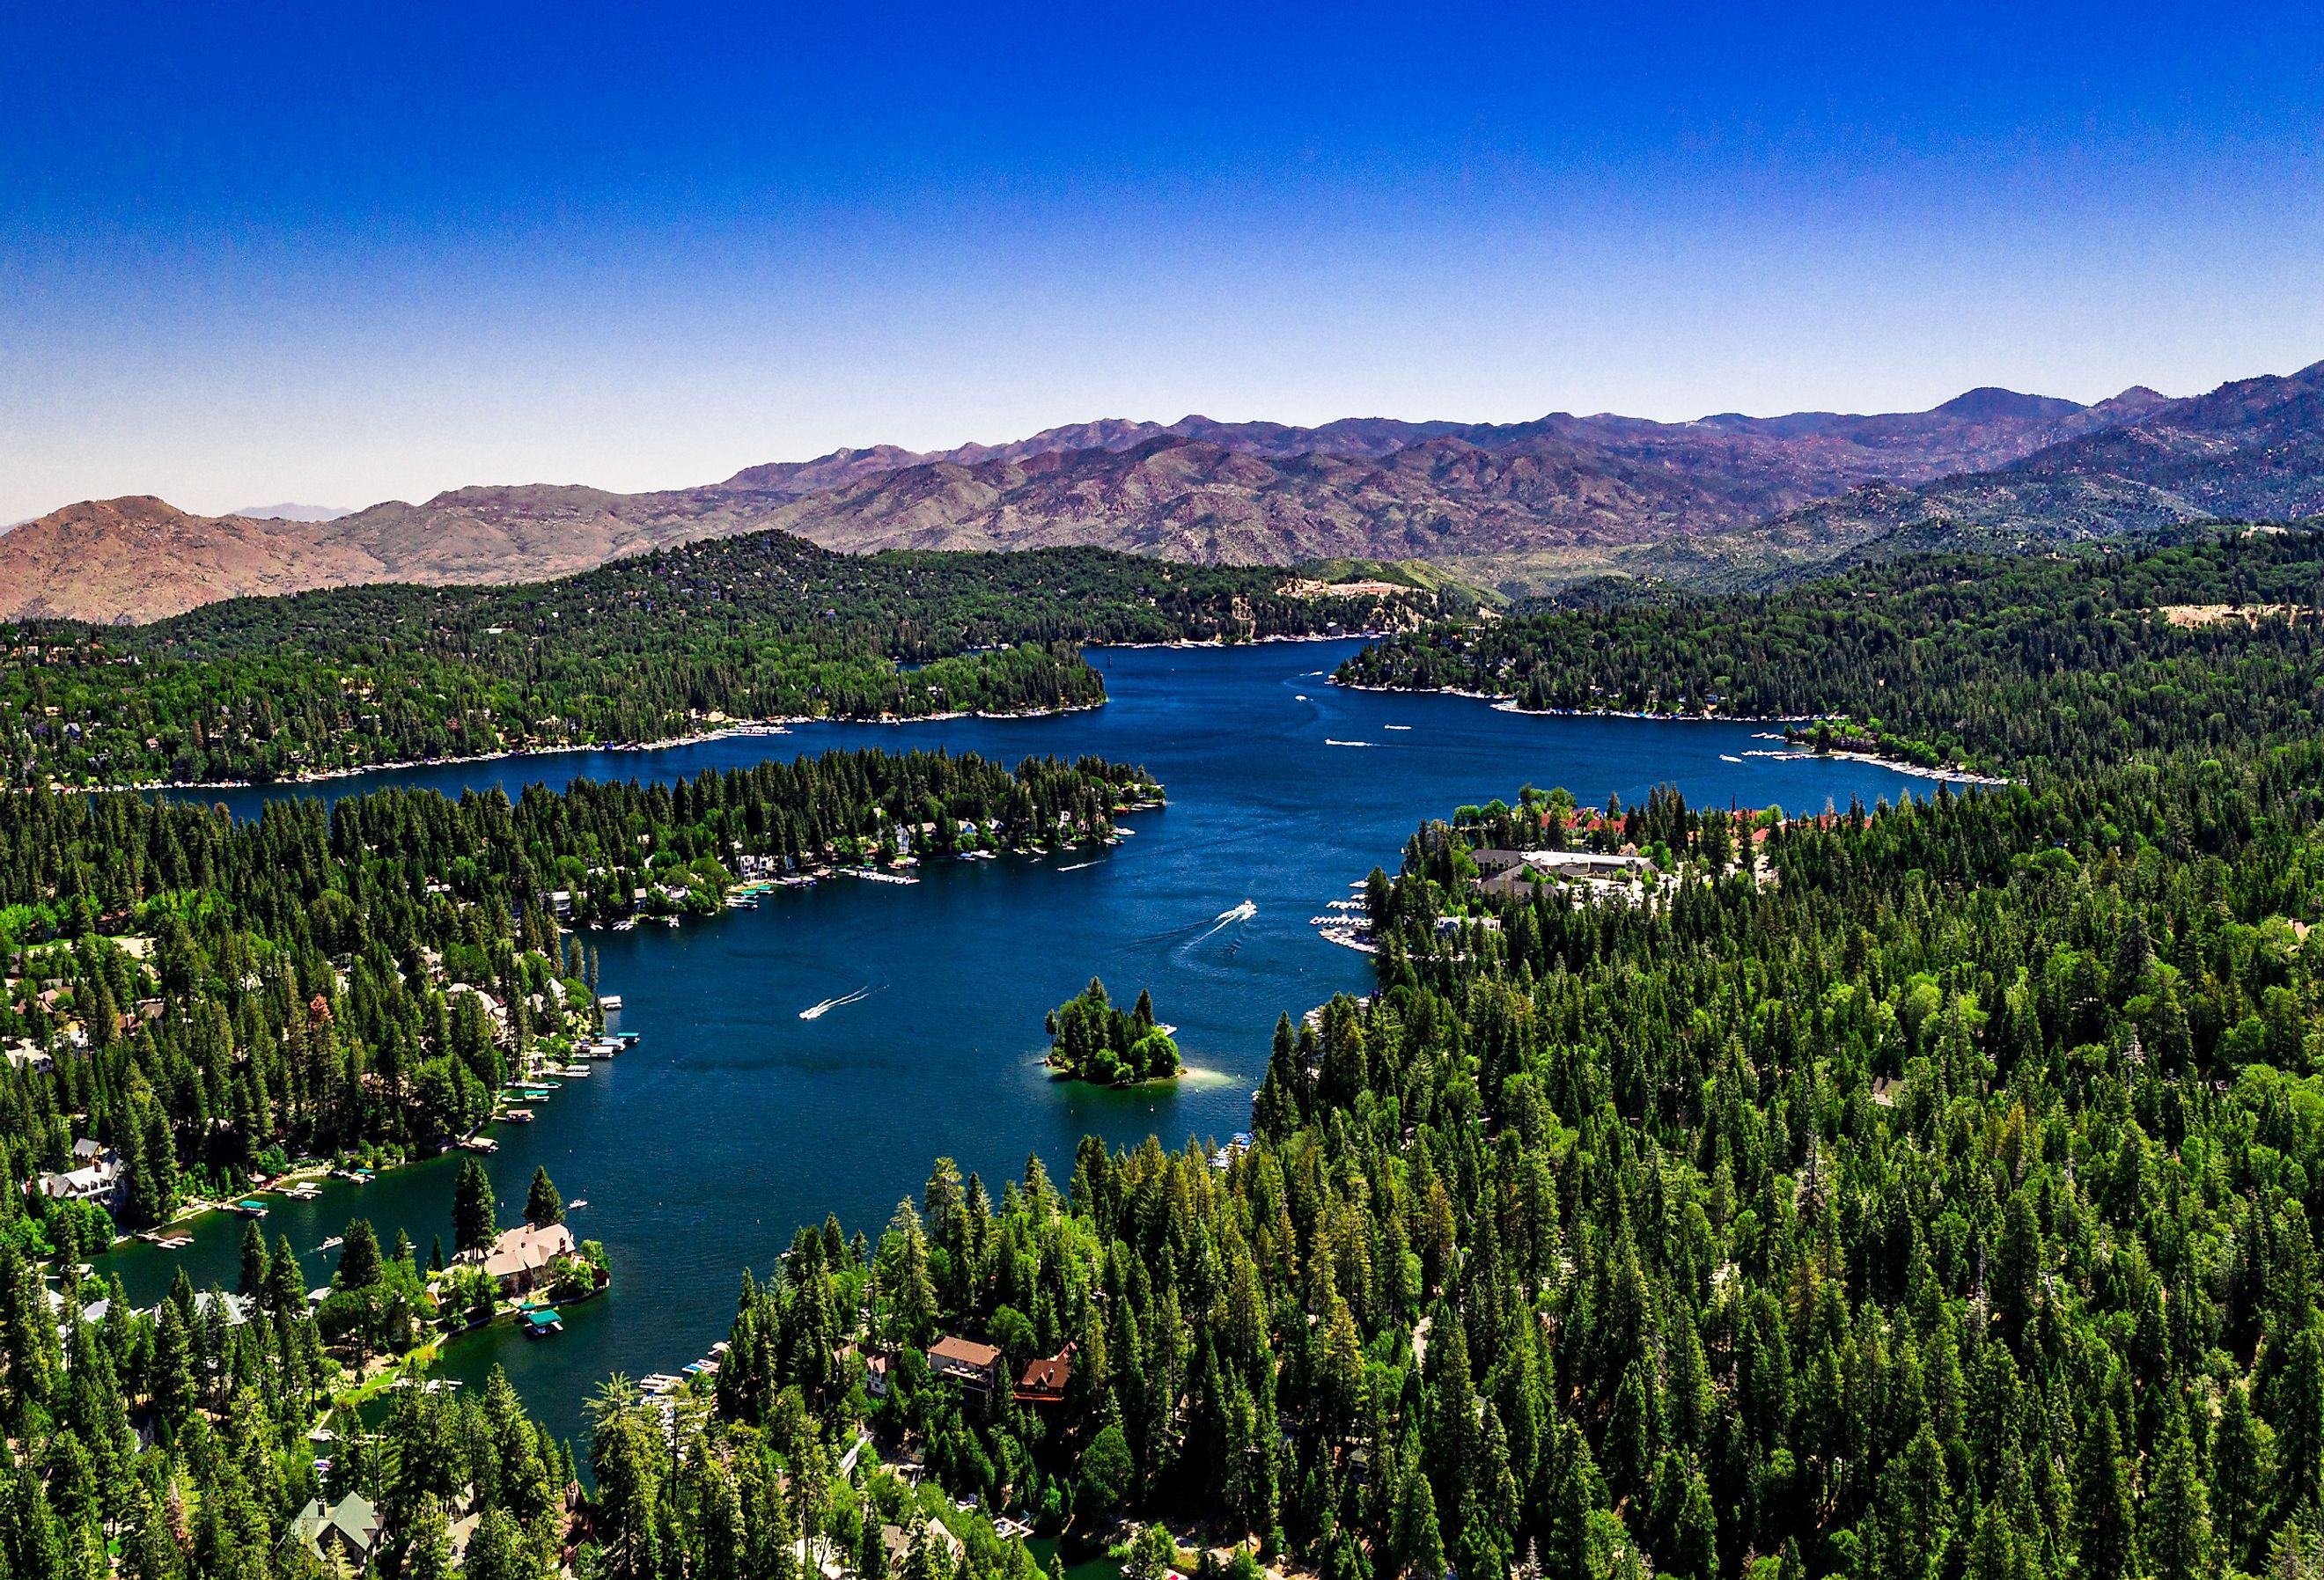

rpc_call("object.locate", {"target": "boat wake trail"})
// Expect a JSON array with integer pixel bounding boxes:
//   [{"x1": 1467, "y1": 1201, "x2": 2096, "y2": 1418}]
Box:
[
  {"x1": 1188, "y1": 899, "x2": 1257, "y2": 946},
  {"x1": 1055, "y1": 860, "x2": 1099, "y2": 872},
  {"x1": 800, "y1": 986, "x2": 875, "y2": 1020},
  {"x1": 1132, "y1": 899, "x2": 1259, "y2": 953}
]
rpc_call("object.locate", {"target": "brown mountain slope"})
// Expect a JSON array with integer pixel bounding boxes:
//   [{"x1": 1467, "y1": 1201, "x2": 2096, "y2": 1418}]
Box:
[
  {"x1": 0, "y1": 377, "x2": 2224, "y2": 623},
  {"x1": 0, "y1": 497, "x2": 386, "y2": 623},
  {"x1": 749, "y1": 389, "x2": 2165, "y2": 561},
  {"x1": 1747, "y1": 360, "x2": 2324, "y2": 560},
  {"x1": 724, "y1": 389, "x2": 2159, "y2": 498}
]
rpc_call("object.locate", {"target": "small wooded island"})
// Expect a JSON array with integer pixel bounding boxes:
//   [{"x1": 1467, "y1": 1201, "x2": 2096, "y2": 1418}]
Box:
[{"x1": 1043, "y1": 976, "x2": 1180, "y2": 1084}]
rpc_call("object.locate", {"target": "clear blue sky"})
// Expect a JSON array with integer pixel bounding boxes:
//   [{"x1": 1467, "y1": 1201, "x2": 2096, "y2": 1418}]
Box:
[{"x1": 4, "y1": 2, "x2": 2320, "y2": 521}]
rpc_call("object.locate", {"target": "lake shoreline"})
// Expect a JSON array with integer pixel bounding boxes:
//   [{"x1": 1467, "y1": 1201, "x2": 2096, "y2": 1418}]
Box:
[
  {"x1": 70, "y1": 632, "x2": 1387, "y2": 794},
  {"x1": 66, "y1": 698, "x2": 1111, "y2": 795},
  {"x1": 1094, "y1": 629, "x2": 1403, "y2": 651},
  {"x1": 1333, "y1": 680, "x2": 2016, "y2": 786}
]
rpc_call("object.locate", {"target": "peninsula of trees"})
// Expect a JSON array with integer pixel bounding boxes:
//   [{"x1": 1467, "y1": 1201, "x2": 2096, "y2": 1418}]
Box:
[
  {"x1": 1043, "y1": 978, "x2": 1180, "y2": 1084},
  {"x1": 1335, "y1": 527, "x2": 2324, "y2": 775},
  {"x1": 0, "y1": 533, "x2": 1439, "y2": 785},
  {"x1": 0, "y1": 746, "x2": 1155, "y2": 1245}
]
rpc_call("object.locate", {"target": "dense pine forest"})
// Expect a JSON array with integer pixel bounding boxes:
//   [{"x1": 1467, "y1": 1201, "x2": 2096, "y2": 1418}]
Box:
[
  {"x1": 12, "y1": 532, "x2": 2324, "y2": 1580},
  {"x1": 0, "y1": 748, "x2": 1151, "y2": 1243},
  {"x1": 678, "y1": 741, "x2": 2324, "y2": 1580},
  {"x1": 1335, "y1": 528, "x2": 2324, "y2": 775},
  {"x1": 0, "y1": 534, "x2": 1438, "y2": 786}
]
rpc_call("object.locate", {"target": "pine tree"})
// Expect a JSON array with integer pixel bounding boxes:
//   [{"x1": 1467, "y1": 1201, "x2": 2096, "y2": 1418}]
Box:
[
  {"x1": 2142, "y1": 1405, "x2": 2215, "y2": 1580},
  {"x1": 462, "y1": 1507, "x2": 536, "y2": 1580},
  {"x1": 406, "y1": 1494, "x2": 454, "y2": 1580},
  {"x1": 455, "y1": 1157, "x2": 500, "y2": 1255},
  {"x1": 2278, "y1": 1325, "x2": 2324, "y2": 1516},
  {"x1": 526, "y1": 1165, "x2": 565, "y2": 1229},
  {"x1": 152, "y1": 1303, "x2": 196, "y2": 1436},
  {"x1": 1960, "y1": 1501, "x2": 2032, "y2": 1580},
  {"x1": 1661, "y1": 1462, "x2": 1718, "y2": 1580},
  {"x1": 2212, "y1": 1380, "x2": 2272, "y2": 1569},
  {"x1": 885, "y1": 1197, "x2": 939, "y2": 1343},
  {"x1": 266, "y1": 1234, "x2": 306, "y2": 1316},
  {"x1": 1394, "y1": 1458, "x2": 1445, "y2": 1579},
  {"x1": 2072, "y1": 1400, "x2": 2135, "y2": 1580},
  {"x1": 236, "y1": 1219, "x2": 269, "y2": 1299},
  {"x1": 335, "y1": 1218, "x2": 382, "y2": 1290}
]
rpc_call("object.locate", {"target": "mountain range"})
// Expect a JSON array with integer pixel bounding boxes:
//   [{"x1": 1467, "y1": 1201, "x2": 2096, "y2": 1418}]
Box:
[{"x1": 4, "y1": 361, "x2": 2319, "y2": 624}]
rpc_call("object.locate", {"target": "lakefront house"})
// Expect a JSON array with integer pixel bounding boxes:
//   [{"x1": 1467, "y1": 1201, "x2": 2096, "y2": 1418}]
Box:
[{"x1": 462, "y1": 1222, "x2": 577, "y2": 1296}]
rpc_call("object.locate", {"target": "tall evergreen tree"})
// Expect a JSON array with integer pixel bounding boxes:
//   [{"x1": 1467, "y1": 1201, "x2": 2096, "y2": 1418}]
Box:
[{"x1": 455, "y1": 1157, "x2": 499, "y2": 1255}]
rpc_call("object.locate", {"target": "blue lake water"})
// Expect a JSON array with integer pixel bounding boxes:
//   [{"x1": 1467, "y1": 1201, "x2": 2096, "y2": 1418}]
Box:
[{"x1": 96, "y1": 640, "x2": 1928, "y2": 1450}]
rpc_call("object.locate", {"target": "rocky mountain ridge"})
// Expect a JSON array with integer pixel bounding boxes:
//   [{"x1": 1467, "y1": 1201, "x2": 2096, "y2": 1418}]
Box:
[{"x1": 5, "y1": 366, "x2": 2313, "y2": 623}]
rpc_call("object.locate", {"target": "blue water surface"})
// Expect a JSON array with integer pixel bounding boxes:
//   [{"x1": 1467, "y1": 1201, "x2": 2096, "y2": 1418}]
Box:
[{"x1": 97, "y1": 640, "x2": 1928, "y2": 1448}]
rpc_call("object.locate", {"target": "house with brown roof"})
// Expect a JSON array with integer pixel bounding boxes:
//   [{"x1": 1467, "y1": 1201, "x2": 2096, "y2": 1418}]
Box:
[
  {"x1": 1017, "y1": 1345, "x2": 1074, "y2": 1404},
  {"x1": 928, "y1": 1335, "x2": 1002, "y2": 1393},
  {"x1": 467, "y1": 1222, "x2": 577, "y2": 1296}
]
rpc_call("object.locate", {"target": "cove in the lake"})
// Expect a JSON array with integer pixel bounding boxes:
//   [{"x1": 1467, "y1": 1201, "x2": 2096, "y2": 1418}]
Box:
[{"x1": 97, "y1": 639, "x2": 1932, "y2": 1451}]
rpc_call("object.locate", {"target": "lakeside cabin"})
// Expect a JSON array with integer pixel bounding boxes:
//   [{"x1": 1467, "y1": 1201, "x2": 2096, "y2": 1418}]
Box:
[
  {"x1": 1017, "y1": 1345, "x2": 1074, "y2": 1405},
  {"x1": 288, "y1": 1493, "x2": 382, "y2": 1570},
  {"x1": 837, "y1": 1341, "x2": 894, "y2": 1399},
  {"x1": 927, "y1": 1335, "x2": 1002, "y2": 1394},
  {"x1": 33, "y1": 1138, "x2": 122, "y2": 1208},
  {"x1": 460, "y1": 1222, "x2": 577, "y2": 1297}
]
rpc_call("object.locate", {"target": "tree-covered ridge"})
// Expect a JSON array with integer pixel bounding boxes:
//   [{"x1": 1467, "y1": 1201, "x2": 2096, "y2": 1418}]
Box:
[
  {"x1": 1335, "y1": 529, "x2": 2324, "y2": 774},
  {"x1": 0, "y1": 748, "x2": 1154, "y2": 1240},
  {"x1": 1, "y1": 535, "x2": 1439, "y2": 785},
  {"x1": 1044, "y1": 978, "x2": 1180, "y2": 1084}
]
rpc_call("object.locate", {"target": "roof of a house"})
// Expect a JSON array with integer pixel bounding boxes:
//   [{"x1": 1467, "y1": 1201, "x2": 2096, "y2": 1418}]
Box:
[
  {"x1": 290, "y1": 1492, "x2": 381, "y2": 1558},
  {"x1": 881, "y1": 1520, "x2": 965, "y2": 1564},
  {"x1": 1019, "y1": 1351, "x2": 1072, "y2": 1395},
  {"x1": 929, "y1": 1335, "x2": 1002, "y2": 1370},
  {"x1": 480, "y1": 1222, "x2": 576, "y2": 1280}
]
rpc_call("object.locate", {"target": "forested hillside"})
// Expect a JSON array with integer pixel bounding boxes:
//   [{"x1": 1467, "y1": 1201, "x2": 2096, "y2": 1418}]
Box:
[
  {"x1": 1337, "y1": 529, "x2": 2324, "y2": 775},
  {"x1": 0, "y1": 534, "x2": 1433, "y2": 785}
]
